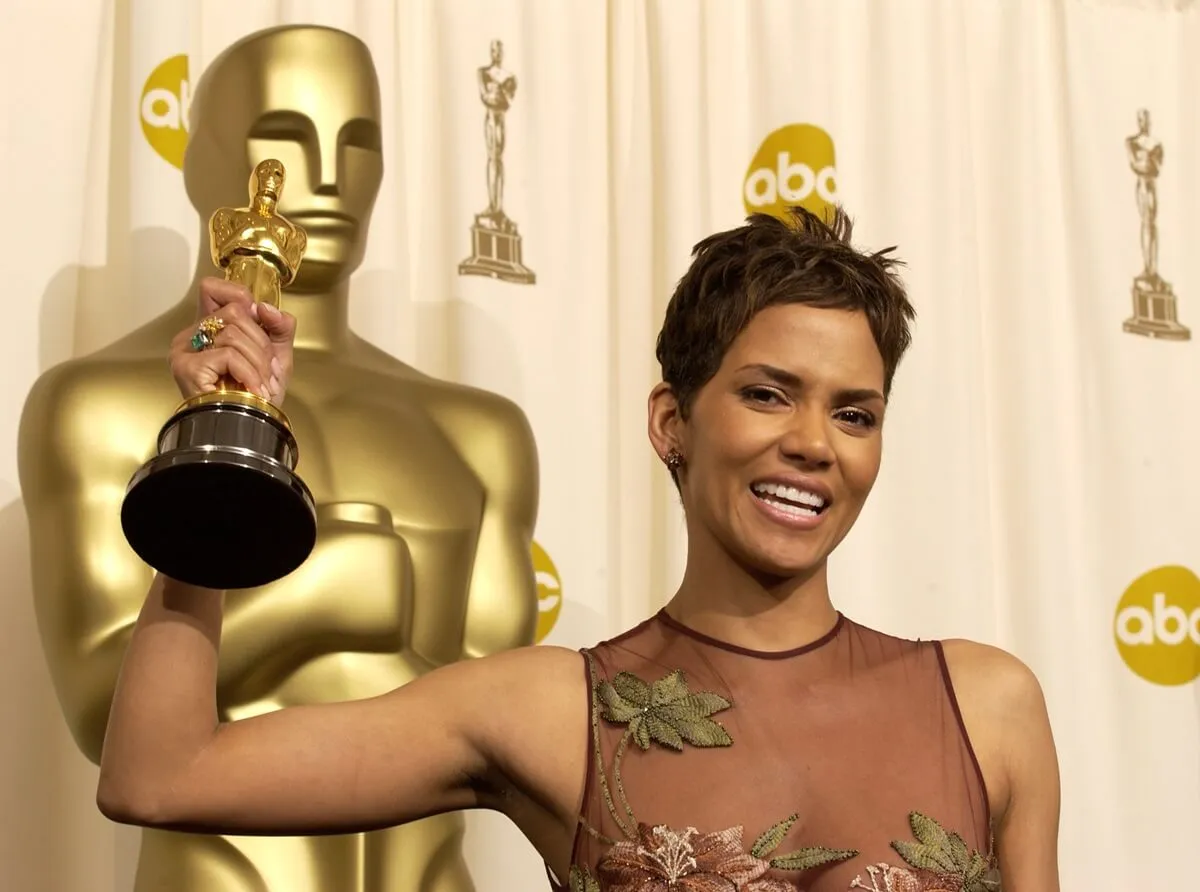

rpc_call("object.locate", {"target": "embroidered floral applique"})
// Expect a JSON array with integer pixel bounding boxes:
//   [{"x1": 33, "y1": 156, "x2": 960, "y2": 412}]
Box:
[
  {"x1": 598, "y1": 823, "x2": 795, "y2": 892},
  {"x1": 586, "y1": 659, "x2": 737, "y2": 841},
  {"x1": 596, "y1": 667, "x2": 735, "y2": 752},
  {"x1": 575, "y1": 655, "x2": 858, "y2": 891},
  {"x1": 848, "y1": 812, "x2": 1001, "y2": 892},
  {"x1": 588, "y1": 819, "x2": 857, "y2": 892}
]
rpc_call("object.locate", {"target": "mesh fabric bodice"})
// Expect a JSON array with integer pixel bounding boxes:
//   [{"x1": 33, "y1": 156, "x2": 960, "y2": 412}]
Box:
[{"x1": 554, "y1": 611, "x2": 999, "y2": 892}]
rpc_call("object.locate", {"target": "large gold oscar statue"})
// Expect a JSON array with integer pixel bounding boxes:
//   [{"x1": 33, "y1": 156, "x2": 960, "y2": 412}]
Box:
[{"x1": 18, "y1": 25, "x2": 540, "y2": 892}]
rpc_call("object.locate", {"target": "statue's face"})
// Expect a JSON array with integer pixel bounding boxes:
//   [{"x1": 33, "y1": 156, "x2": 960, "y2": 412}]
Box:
[
  {"x1": 253, "y1": 159, "x2": 286, "y2": 203},
  {"x1": 490, "y1": 40, "x2": 503, "y2": 65},
  {"x1": 186, "y1": 28, "x2": 385, "y2": 292},
  {"x1": 1138, "y1": 109, "x2": 1149, "y2": 133}
]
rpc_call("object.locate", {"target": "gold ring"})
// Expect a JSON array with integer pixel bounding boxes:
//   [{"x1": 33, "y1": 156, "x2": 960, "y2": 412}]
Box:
[{"x1": 190, "y1": 316, "x2": 225, "y2": 351}]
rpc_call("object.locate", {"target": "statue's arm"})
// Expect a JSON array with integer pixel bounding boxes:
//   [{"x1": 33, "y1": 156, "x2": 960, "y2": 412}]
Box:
[
  {"x1": 18, "y1": 367, "x2": 160, "y2": 764},
  {"x1": 431, "y1": 390, "x2": 540, "y2": 662},
  {"x1": 17, "y1": 367, "x2": 325, "y2": 763}
]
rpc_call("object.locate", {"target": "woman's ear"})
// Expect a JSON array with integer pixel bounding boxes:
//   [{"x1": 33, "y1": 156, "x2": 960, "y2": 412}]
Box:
[{"x1": 647, "y1": 381, "x2": 683, "y2": 462}]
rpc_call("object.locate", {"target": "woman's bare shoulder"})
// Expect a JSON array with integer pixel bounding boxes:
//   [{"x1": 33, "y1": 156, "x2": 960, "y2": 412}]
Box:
[
  {"x1": 937, "y1": 637, "x2": 1060, "y2": 859},
  {"x1": 938, "y1": 637, "x2": 1047, "y2": 709}
]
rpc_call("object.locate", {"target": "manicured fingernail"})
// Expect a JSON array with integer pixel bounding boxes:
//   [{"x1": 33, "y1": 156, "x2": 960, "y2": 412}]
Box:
[
  {"x1": 259, "y1": 302, "x2": 279, "y2": 317},
  {"x1": 249, "y1": 302, "x2": 260, "y2": 319},
  {"x1": 269, "y1": 375, "x2": 281, "y2": 395},
  {"x1": 271, "y1": 357, "x2": 282, "y2": 377}
]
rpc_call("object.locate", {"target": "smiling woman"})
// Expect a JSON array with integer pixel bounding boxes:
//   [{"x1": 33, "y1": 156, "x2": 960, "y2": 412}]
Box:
[
  {"x1": 650, "y1": 301, "x2": 889, "y2": 586},
  {"x1": 96, "y1": 206, "x2": 1061, "y2": 892}
]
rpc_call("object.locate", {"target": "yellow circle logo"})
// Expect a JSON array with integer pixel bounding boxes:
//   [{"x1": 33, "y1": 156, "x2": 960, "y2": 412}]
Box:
[
  {"x1": 532, "y1": 540, "x2": 563, "y2": 643},
  {"x1": 743, "y1": 124, "x2": 837, "y2": 222},
  {"x1": 140, "y1": 54, "x2": 191, "y2": 169},
  {"x1": 1113, "y1": 564, "x2": 1200, "y2": 686}
]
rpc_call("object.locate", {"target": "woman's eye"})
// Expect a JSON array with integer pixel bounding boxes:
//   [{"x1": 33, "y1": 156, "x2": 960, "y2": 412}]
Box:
[
  {"x1": 837, "y1": 408, "x2": 876, "y2": 428},
  {"x1": 742, "y1": 387, "x2": 783, "y2": 405}
]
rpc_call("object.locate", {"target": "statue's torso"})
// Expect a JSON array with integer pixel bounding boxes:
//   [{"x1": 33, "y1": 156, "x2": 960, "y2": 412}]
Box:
[
  {"x1": 211, "y1": 207, "x2": 305, "y2": 276},
  {"x1": 246, "y1": 348, "x2": 489, "y2": 708}
]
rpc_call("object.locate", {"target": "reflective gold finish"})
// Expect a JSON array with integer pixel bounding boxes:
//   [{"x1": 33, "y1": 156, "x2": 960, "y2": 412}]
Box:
[
  {"x1": 212, "y1": 159, "x2": 308, "y2": 295},
  {"x1": 180, "y1": 387, "x2": 290, "y2": 428},
  {"x1": 122, "y1": 157, "x2": 317, "y2": 591},
  {"x1": 18, "y1": 24, "x2": 540, "y2": 892}
]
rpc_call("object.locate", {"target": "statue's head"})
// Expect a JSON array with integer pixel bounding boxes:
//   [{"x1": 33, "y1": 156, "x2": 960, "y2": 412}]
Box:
[
  {"x1": 1137, "y1": 108, "x2": 1150, "y2": 134},
  {"x1": 184, "y1": 25, "x2": 384, "y2": 293},
  {"x1": 490, "y1": 39, "x2": 503, "y2": 65},
  {"x1": 252, "y1": 159, "x2": 286, "y2": 207}
]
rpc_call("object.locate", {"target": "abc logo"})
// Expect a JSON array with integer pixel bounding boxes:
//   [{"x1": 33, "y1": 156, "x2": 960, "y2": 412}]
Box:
[
  {"x1": 743, "y1": 124, "x2": 837, "y2": 221},
  {"x1": 532, "y1": 540, "x2": 563, "y2": 644},
  {"x1": 140, "y1": 54, "x2": 190, "y2": 170},
  {"x1": 1113, "y1": 564, "x2": 1200, "y2": 686}
]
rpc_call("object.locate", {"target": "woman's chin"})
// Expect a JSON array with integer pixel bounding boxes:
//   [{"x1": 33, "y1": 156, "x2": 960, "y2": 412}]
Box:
[{"x1": 737, "y1": 545, "x2": 828, "y2": 585}]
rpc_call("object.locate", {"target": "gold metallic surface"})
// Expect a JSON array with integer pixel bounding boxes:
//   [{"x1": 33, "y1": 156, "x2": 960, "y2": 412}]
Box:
[
  {"x1": 174, "y1": 388, "x2": 292, "y2": 429},
  {"x1": 210, "y1": 159, "x2": 308, "y2": 303},
  {"x1": 18, "y1": 24, "x2": 540, "y2": 892},
  {"x1": 177, "y1": 158, "x2": 309, "y2": 425}
]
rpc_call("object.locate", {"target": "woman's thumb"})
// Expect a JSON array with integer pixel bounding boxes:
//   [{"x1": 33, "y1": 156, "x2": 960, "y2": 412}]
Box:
[{"x1": 257, "y1": 301, "x2": 296, "y2": 343}]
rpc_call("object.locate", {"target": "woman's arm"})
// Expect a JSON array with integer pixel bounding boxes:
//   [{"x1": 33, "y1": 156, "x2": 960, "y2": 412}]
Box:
[
  {"x1": 98, "y1": 572, "x2": 584, "y2": 838},
  {"x1": 990, "y1": 653, "x2": 1061, "y2": 891},
  {"x1": 98, "y1": 276, "x2": 587, "y2": 843},
  {"x1": 941, "y1": 639, "x2": 1062, "y2": 892}
]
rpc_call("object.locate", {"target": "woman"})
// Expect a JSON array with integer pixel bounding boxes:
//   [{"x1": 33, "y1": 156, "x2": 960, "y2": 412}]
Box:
[{"x1": 98, "y1": 207, "x2": 1060, "y2": 891}]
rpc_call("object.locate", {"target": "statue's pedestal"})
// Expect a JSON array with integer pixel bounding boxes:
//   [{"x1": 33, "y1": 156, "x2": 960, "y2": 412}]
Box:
[
  {"x1": 1124, "y1": 274, "x2": 1190, "y2": 340},
  {"x1": 459, "y1": 211, "x2": 535, "y2": 284}
]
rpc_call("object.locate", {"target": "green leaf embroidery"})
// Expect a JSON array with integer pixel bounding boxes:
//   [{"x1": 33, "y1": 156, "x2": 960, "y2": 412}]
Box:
[
  {"x1": 909, "y1": 812, "x2": 952, "y2": 851},
  {"x1": 964, "y1": 851, "x2": 989, "y2": 886},
  {"x1": 750, "y1": 813, "x2": 798, "y2": 859},
  {"x1": 595, "y1": 669, "x2": 733, "y2": 752},
  {"x1": 596, "y1": 680, "x2": 642, "y2": 723},
  {"x1": 891, "y1": 840, "x2": 959, "y2": 874},
  {"x1": 568, "y1": 865, "x2": 600, "y2": 892},
  {"x1": 768, "y1": 845, "x2": 858, "y2": 871},
  {"x1": 890, "y1": 811, "x2": 1000, "y2": 892}
]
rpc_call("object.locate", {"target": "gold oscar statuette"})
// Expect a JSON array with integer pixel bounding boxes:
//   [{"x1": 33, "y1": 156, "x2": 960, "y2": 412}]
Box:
[{"x1": 121, "y1": 158, "x2": 316, "y2": 589}]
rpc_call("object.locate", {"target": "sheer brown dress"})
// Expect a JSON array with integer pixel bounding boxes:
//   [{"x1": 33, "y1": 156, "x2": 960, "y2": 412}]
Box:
[{"x1": 549, "y1": 610, "x2": 1000, "y2": 892}]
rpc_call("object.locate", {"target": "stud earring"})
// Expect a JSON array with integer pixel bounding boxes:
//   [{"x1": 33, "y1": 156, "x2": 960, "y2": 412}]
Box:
[{"x1": 664, "y1": 449, "x2": 684, "y2": 472}]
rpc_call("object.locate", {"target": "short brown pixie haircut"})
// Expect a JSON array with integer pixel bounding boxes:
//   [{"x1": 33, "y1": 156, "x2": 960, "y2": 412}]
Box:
[{"x1": 655, "y1": 205, "x2": 915, "y2": 419}]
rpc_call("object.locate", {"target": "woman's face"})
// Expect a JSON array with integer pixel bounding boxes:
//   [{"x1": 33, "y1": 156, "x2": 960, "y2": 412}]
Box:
[{"x1": 651, "y1": 303, "x2": 887, "y2": 581}]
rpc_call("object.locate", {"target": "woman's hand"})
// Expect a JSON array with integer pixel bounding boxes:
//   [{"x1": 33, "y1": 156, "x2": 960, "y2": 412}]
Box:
[{"x1": 169, "y1": 277, "x2": 296, "y2": 404}]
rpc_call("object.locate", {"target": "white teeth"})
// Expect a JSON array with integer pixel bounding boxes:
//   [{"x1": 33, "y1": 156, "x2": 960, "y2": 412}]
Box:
[{"x1": 752, "y1": 482, "x2": 827, "y2": 509}]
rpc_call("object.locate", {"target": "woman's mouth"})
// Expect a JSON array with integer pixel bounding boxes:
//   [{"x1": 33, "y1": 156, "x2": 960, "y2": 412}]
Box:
[{"x1": 750, "y1": 482, "x2": 830, "y2": 525}]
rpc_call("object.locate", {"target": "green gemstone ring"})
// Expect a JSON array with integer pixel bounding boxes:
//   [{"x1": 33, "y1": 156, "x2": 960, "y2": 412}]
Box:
[{"x1": 191, "y1": 316, "x2": 224, "y2": 351}]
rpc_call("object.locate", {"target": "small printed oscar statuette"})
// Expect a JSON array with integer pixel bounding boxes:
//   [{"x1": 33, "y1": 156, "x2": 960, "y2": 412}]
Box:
[
  {"x1": 1123, "y1": 109, "x2": 1189, "y2": 340},
  {"x1": 459, "y1": 39, "x2": 536, "y2": 285}
]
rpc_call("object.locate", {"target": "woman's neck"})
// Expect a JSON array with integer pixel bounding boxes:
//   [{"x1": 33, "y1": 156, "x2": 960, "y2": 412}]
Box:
[{"x1": 665, "y1": 545, "x2": 840, "y2": 653}]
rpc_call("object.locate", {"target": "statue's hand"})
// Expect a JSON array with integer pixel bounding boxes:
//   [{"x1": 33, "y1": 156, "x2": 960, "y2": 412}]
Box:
[{"x1": 283, "y1": 502, "x2": 411, "y2": 653}]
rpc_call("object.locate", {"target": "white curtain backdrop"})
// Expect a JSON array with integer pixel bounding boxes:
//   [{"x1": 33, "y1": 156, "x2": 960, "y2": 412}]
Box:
[{"x1": 2, "y1": 1, "x2": 1198, "y2": 890}]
